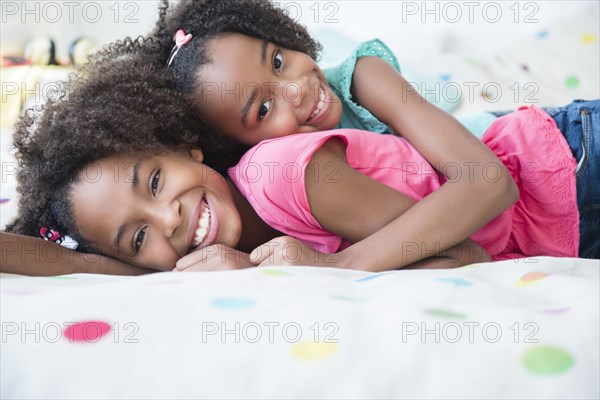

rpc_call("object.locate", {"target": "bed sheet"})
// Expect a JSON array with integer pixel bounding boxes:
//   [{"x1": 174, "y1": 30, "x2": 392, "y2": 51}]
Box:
[{"x1": 1, "y1": 257, "x2": 599, "y2": 399}]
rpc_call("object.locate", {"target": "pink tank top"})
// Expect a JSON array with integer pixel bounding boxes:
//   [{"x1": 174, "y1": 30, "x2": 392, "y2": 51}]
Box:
[{"x1": 229, "y1": 106, "x2": 579, "y2": 260}]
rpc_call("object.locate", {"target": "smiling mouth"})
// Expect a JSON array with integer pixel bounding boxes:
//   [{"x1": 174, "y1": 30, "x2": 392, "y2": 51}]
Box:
[
  {"x1": 191, "y1": 197, "x2": 211, "y2": 249},
  {"x1": 305, "y1": 82, "x2": 327, "y2": 124}
]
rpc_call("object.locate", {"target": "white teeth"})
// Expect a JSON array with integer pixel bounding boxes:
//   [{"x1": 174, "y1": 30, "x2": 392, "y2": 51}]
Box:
[
  {"x1": 192, "y1": 202, "x2": 211, "y2": 248},
  {"x1": 308, "y1": 85, "x2": 326, "y2": 121}
]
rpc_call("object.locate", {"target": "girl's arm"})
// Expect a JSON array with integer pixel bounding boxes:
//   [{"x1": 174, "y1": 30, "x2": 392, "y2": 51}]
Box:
[
  {"x1": 251, "y1": 236, "x2": 490, "y2": 270},
  {"x1": 0, "y1": 232, "x2": 151, "y2": 276},
  {"x1": 300, "y1": 138, "x2": 500, "y2": 271},
  {"x1": 347, "y1": 57, "x2": 518, "y2": 260}
]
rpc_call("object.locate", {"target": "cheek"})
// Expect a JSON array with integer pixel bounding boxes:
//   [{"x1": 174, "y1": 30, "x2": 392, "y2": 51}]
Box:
[{"x1": 265, "y1": 115, "x2": 301, "y2": 139}]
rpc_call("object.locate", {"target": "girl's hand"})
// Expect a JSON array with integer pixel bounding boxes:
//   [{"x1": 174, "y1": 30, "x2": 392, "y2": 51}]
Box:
[
  {"x1": 250, "y1": 236, "x2": 335, "y2": 267},
  {"x1": 175, "y1": 244, "x2": 254, "y2": 272}
]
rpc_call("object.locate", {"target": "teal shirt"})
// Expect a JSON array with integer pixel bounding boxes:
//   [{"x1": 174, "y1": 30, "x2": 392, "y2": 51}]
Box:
[
  {"x1": 323, "y1": 39, "x2": 398, "y2": 133},
  {"x1": 322, "y1": 38, "x2": 496, "y2": 138}
]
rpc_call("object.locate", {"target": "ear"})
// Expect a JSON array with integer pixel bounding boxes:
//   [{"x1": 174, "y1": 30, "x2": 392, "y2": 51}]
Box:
[{"x1": 190, "y1": 148, "x2": 204, "y2": 163}]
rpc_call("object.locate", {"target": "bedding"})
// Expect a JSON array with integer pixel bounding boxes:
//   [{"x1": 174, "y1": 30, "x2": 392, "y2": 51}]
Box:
[
  {"x1": 1, "y1": 2, "x2": 599, "y2": 398},
  {"x1": 1, "y1": 257, "x2": 599, "y2": 398}
]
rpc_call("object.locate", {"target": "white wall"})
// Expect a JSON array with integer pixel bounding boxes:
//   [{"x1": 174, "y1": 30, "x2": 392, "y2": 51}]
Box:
[{"x1": 1, "y1": 0, "x2": 592, "y2": 62}]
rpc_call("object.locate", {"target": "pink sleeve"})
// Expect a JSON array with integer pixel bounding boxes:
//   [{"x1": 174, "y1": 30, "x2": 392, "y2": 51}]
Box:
[{"x1": 228, "y1": 131, "x2": 351, "y2": 253}]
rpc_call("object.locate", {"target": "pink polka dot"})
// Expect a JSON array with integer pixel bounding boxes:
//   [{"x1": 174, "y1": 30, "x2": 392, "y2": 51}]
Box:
[
  {"x1": 63, "y1": 321, "x2": 111, "y2": 342},
  {"x1": 521, "y1": 272, "x2": 549, "y2": 282}
]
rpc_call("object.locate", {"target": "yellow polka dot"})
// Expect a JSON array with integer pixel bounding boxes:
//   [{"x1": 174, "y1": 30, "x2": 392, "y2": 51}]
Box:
[
  {"x1": 291, "y1": 341, "x2": 337, "y2": 361},
  {"x1": 581, "y1": 33, "x2": 597, "y2": 44}
]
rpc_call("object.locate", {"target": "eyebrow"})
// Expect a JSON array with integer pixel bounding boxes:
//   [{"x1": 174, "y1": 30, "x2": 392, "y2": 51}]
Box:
[
  {"x1": 112, "y1": 157, "x2": 145, "y2": 250},
  {"x1": 240, "y1": 40, "x2": 269, "y2": 127}
]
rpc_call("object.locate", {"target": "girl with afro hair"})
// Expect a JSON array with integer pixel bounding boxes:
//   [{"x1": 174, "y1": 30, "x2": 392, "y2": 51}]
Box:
[{"x1": 1, "y1": 42, "x2": 501, "y2": 274}]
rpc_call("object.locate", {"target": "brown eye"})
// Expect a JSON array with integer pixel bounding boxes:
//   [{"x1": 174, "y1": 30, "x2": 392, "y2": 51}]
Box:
[
  {"x1": 273, "y1": 50, "x2": 283, "y2": 71},
  {"x1": 259, "y1": 100, "x2": 272, "y2": 121},
  {"x1": 151, "y1": 170, "x2": 160, "y2": 196},
  {"x1": 134, "y1": 227, "x2": 147, "y2": 252}
]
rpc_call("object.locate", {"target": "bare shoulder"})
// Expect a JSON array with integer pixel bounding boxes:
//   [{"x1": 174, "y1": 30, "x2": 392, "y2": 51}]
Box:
[{"x1": 307, "y1": 137, "x2": 348, "y2": 172}]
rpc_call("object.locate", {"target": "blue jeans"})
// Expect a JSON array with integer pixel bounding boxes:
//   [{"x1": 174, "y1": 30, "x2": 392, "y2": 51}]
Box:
[{"x1": 492, "y1": 100, "x2": 600, "y2": 259}]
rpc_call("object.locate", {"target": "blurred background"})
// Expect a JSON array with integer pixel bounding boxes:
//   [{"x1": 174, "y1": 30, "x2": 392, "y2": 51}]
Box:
[{"x1": 1, "y1": 0, "x2": 595, "y2": 61}]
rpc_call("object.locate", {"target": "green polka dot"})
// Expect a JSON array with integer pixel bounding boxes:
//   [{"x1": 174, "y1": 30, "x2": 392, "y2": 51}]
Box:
[
  {"x1": 291, "y1": 341, "x2": 337, "y2": 361},
  {"x1": 462, "y1": 263, "x2": 481, "y2": 269},
  {"x1": 565, "y1": 75, "x2": 580, "y2": 88},
  {"x1": 330, "y1": 295, "x2": 366, "y2": 303},
  {"x1": 521, "y1": 345, "x2": 574, "y2": 375},
  {"x1": 424, "y1": 308, "x2": 467, "y2": 319},
  {"x1": 260, "y1": 268, "x2": 292, "y2": 277}
]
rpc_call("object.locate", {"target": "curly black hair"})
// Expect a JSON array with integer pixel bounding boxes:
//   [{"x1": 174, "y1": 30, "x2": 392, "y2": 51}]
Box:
[
  {"x1": 4, "y1": 50, "x2": 244, "y2": 254},
  {"x1": 149, "y1": 0, "x2": 322, "y2": 94}
]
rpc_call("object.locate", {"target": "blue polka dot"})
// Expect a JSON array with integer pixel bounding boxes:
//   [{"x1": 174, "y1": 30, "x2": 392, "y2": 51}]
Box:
[
  {"x1": 355, "y1": 272, "x2": 392, "y2": 282},
  {"x1": 212, "y1": 298, "x2": 255, "y2": 309},
  {"x1": 440, "y1": 74, "x2": 451, "y2": 82},
  {"x1": 537, "y1": 30, "x2": 549, "y2": 39},
  {"x1": 437, "y1": 277, "x2": 472, "y2": 286}
]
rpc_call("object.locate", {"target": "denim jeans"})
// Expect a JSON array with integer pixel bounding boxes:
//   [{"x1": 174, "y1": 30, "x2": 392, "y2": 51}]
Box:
[{"x1": 492, "y1": 100, "x2": 600, "y2": 259}]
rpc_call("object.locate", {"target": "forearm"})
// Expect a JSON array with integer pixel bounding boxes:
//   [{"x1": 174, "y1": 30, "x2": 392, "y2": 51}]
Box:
[
  {"x1": 336, "y1": 180, "x2": 505, "y2": 272},
  {"x1": 0, "y1": 232, "x2": 151, "y2": 276},
  {"x1": 401, "y1": 238, "x2": 491, "y2": 270}
]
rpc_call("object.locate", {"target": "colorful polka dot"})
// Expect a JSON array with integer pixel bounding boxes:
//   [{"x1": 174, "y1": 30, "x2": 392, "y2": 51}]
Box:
[
  {"x1": 581, "y1": 33, "x2": 597, "y2": 44},
  {"x1": 536, "y1": 30, "x2": 549, "y2": 39},
  {"x1": 521, "y1": 345, "x2": 574, "y2": 375},
  {"x1": 0, "y1": 198, "x2": 10, "y2": 204},
  {"x1": 330, "y1": 295, "x2": 366, "y2": 303},
  {"x1": 260, "y1": 268, "x2": 292, "y2": 277},
  {"x1": 63, "y1": 321, "x2": 111, "y2": 342},
  {"x1": 291, "y1": 341, "x2": 337, "y2": 361},
  {"x1": 520, "y1": 63, "x2": 530, "y2": 72},
  {"x1": 212, "y1": 297, "x2": 255, "y2": 309},
  {"x1": 424, "y1": 308, "x2": 467, "y2": 320},
  {"x1": 540, "y1": 307, "x2": 571, "y2": 315},
  {"x1": 436, "y1": 277, "x2": 472, "y2": 286},
  {"x1": 565, "y1": 75, "x2": 580, "y2": 88},
  {"x1": 355, "y1": 272, "x2": 392, "y2": 282},
  {"x1": 440, "y1": 73, "x2": 451, "y2": 82},
  {"x1": 516, "y1": 272, "x2": 550, "y2": 287}
]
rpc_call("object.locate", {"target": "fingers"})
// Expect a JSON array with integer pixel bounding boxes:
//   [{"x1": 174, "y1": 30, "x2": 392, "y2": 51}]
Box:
[
  {"x1": 175, "y1": 248, "x2": 208, "y2": 271},
  {"x1": 176, "y1": 244, "x2": 255, "y2": 272},
  {"x1": 250, "y1": 236, "x2": 290, "y2": 265},
  {"x1": 250, "y1": 236, "x2": 311, "y2": 266}
]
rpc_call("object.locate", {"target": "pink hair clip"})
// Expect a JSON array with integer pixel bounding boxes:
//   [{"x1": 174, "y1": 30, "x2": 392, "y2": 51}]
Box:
[
  {"x1": 40, "y1": 226, "x2": 79, "y2": 250},
  {"x1": 166, "y1": 29, "x2": 193, "y2": 68}
]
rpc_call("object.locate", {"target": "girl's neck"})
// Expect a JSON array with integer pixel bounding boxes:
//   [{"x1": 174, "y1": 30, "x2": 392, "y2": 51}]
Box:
[{"x1": 226, "y1": 179, "x2": 282, "y2": 253}]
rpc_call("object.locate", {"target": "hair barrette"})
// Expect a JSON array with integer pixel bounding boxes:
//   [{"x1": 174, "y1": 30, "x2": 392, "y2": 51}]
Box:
[
  {"x1": 40, "y1": 226, "x2": 79, "y2": 250},
  {"x1": 166, "y1": 29, "x2": 193, "y2": 68}
]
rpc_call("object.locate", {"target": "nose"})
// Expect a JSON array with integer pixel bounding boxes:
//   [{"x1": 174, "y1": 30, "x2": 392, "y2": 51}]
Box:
[
  {"x1": 152, "y1": 199, "x2": 182, "y2": 238},
  {"x1": 280, "y1": 75, "x2": 309, "y2": 109}
]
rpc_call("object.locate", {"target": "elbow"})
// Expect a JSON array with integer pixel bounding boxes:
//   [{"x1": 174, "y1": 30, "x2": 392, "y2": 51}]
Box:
[{"x1": 493, "y1": 169, "x2": 519, "y2": 212}]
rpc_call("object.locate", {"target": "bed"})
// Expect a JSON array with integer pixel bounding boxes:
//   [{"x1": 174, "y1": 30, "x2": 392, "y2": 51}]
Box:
[{"x1": 1, "y1": 1, "x2": 599, "y2": 398}]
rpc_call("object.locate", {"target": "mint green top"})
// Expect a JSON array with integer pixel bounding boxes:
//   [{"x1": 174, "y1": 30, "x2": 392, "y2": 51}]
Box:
[
  {"x1": 322, "y1": 38, "x2": 496, "y2": 138},
  {"x1": 323, "y1": 39, "x2": 399, "y2": 134}
]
